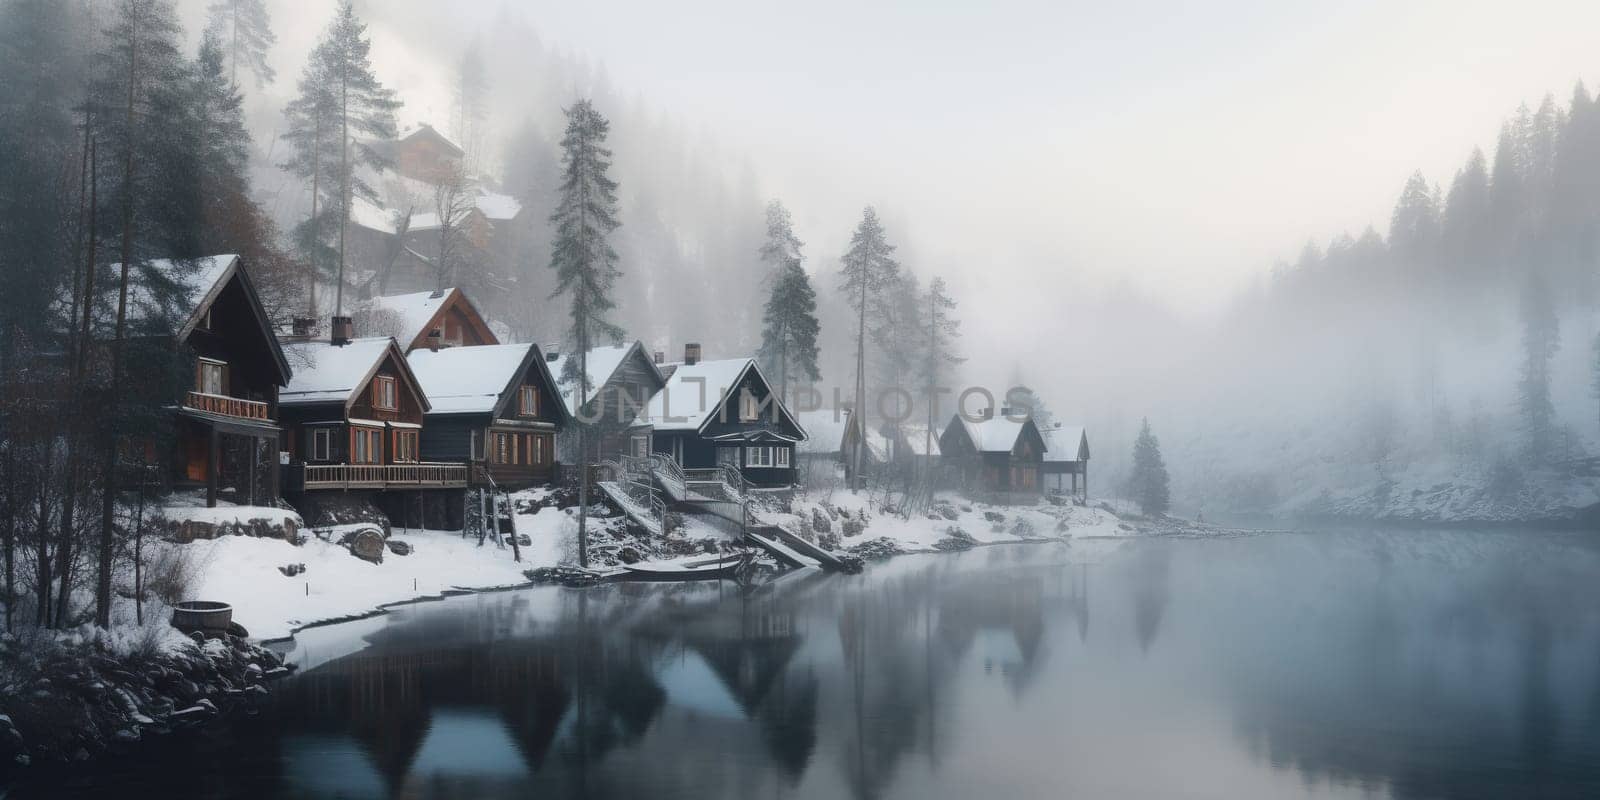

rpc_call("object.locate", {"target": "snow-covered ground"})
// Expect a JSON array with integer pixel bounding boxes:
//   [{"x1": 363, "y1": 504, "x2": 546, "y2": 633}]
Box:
[{"x1": 153, "y1": 486, "x2": 1152, "y2": 644}]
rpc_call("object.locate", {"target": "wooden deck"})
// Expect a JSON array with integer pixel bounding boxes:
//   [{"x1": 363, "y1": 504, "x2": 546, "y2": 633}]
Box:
[
  {"x1": 300, "y1": 462, "x2": 469, "y2": 490},
  {"x1": 184, "y1": 391, "x2": 270, "y2": 421}
]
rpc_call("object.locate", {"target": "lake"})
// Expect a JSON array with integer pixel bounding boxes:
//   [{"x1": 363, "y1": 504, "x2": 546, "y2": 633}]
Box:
[{"x1": 10, "y1": 529, "x2": 1600, "y2": 799}]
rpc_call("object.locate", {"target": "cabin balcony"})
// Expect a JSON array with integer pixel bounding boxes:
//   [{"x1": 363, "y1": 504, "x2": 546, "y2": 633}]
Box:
[
  {"x1": 286, "y1": 462, "x2": 470, "y2": 491},
  {"x1": 184, "y1": 391, "x2": 271, "y2": 421}
]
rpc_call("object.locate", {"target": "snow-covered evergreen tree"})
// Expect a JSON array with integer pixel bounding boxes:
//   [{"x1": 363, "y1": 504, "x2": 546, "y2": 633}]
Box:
[
  {"x1": 549, "y1": 98, "x2": 623, "y2": 567},
  {"x1": 920, "y1": 276, "x2": 963, "y2": 454},
  {"x1": 758, "y1": 200, "x2": 804, "y2": 281},
  {"x1": 871, "y1": 270, "x2": 922, "y2": 421},
  {"x1": 1129, "y1": 418, "x2": 1171, "y2": 516},
  {"x1": 837, "y1": 207, "x2": 900, "y2": 482},
  {"x1": 1516, "y1": 272, "x2": 1560, "y2": 461},
  {"x1": 757, "y1": 261, "x2": 821, "y2": 401},
  {"x1": 204, "y1": 0, "x2": 275, "y2": 89}
]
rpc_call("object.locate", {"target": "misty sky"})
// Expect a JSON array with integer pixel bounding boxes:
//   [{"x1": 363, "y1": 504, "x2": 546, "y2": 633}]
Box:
[{"x1": 189, "y1": 0, "x2": 1600, "y2": 319}]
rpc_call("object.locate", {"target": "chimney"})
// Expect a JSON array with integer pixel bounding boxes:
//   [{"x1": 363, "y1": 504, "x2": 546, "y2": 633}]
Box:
[
  {"x1": 330, "y1": 315, "x2": 353, "y2": 346},
  {"x1": 684, "y1": 342, "x2": 701, "y2": 366},
  {"x1": 653, "y1": 350, "x2": 664, "y2": 365},
  {"x1": 291, "y1": 317, "x2": 316, "y2": 337},
  {"x1": 425, "y1": 327, "x2": 443, "y2": 351},
  {"x1": 545, "y1": 345, "x2": 559, "y2": 363}
]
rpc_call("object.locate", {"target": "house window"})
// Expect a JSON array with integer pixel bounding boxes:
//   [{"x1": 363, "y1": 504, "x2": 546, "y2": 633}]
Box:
[
  {"x1": 393, "y1": 430, "x2": 418, "y2": 463},
  {"x1": 312, "y1": 429, "x2": 331, "y2": 461},
  {"x1": 352, "y1": 427, "x2": 383, "y2": 464},
  {"x1": 533, "y1": 436, "x2": 546, "y2": 465},
  {"x1": 373, "y1": 375, "x2": 398, "y2": 411},
  {"x1": 201, "y1": 308, "x2": 214, "y2": 330},
  {"x1": 739, "y1": 390, "x2": 760, "y2": 422},
  {"x1": 775, "y1": 447, "x2": 791, "y2": 468},
  {"x1": 470, "y1": 429, "x2": 484, "y2": 461},
  {"x1": 494, "y1": 432, "x2": 511, "y2": 465},
  {"x1": 519, "y1": 385, "x2": 539, "y2": 416},
  {"x1": 745, "y1": 446, "x2": 773, "y2": 467},
  {"x1": 197, "y1": 359, "x2": 226, "y2": 395}
]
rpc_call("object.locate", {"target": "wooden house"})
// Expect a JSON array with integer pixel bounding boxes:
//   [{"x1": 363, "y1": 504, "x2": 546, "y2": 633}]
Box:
[
  {"x1": 643, "y1": 345, "x2": 808, "y2": 488},
  {"x1": 380, "y1": 124, "x2": 465, "y2": 184},
  {"x1": 939, "y1": 411, "x2": 1047, "y2": 499},
  {"x1": 355, "y1": 287, "x2": 498, "y2": 353},
  {"x1": 278, "y1": 332, "x2": 466, "y2": 492},
  {"x1": 127, "y1": 255, "x2": 293, "y2": 507},
  {"x1": 546, "y1": 341, "x2": 667, "y2": 465},
  {"x1": 1041, "y1": 424, "x2": 1091, "y2": 501},
  {"x1": 407, "y1": 342, "x2": 569, "y2": 489}
]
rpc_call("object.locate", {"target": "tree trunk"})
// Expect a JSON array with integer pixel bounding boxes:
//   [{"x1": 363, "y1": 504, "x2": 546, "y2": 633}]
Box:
[
  {"x1": 2, "y1": 445, "x2": 14, "y2": 632},
  {"x1": 37, "y1": 446, "x2": 55, "y2": 626},
  {"x1": 852, "y1": 278, "x2": 866, "y2": 491},
  {"x1": 335, "y1": 72, "x2": 348, "y2": 316},
  {"x1": 98, "y1": 17, "x2": 138, "y2": 628},
  {"x1": 307, "y1": 114, "x2": 321, "y2": 317}
]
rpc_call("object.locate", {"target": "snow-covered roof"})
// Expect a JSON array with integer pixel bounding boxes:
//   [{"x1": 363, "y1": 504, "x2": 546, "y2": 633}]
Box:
[
  {"x1": 350, "y1": 186, "x2": 520, "y2": 234},
  {"x1": 958, "y1": 416, "x2": 1032, "y2": 453},
  {"x1": 476, "y1": 190, "x2": 521, "y2": 221},
  {"x1": 407, "y1": 343, "x2": 533, "y2": 415},
  {"x1": 644, "y1": 357, "x2": 756, "y2": 431},
  {"x1": 1043, "y1": 425, "x2": 1088, "y2": 461},
  {"x1": 794, "y1": 410, "x2": 850, "y2": 455},
  {"x1": 545, "y1": 344, "x2": 639, "y2": 415},
  {"x1": 364, "y1": 290, "x2": 451, "y2": 346},
  {"x1": 899, "y1": 423, "x2": 943, "y2": 457},
  {"x1": 280, "y1": 338, "x2": 396, "y2": 406}
]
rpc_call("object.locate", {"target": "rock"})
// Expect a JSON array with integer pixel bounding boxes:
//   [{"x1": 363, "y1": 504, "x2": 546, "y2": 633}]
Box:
[
  {"x1": 841, "y1": 517, "x2": 866, "y2": 538},
  {"x1": 1009, "y1": 517, "x2": 1037, "y2": 538},
  {"x1": 847, "y1": 536, "x2": 904, "y2": 560},
  {"x1": 113, "y1": 729, "x2": 140, "y2": 745},
  {"x1": 982, "y1": 511, "x2": 1005, "y2": 524},
  {"x1": 935, "y1": 526, "x2": 977, "y2": 551},
  {"x1": 811, "y1": 508, "x2": 833, "y2": 534},
  {"x1": 935, "y1": 503, "x2": 960, "y2": 521},
  {"x1": 349, "y1": 528, "x2": 386, "y2": 563},
  {"x1": 385, "y1": 539, "x2": 413, "y2": 556}
]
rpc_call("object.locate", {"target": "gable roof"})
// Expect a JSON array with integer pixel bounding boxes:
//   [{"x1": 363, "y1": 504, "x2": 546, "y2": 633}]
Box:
[
  {"x1": 362, "y1": 288, "x2": 497, "y2": 352},
  {"x1": 794, "y1": 410, "x2": 850, "y2": 455},
  {"x1": 1043, "y1": 426, "x2": 1090, "y2": 462},
  {"x1": 407, "y1": 342, "x2": 568, "y2": 419},
  {"x1": 400, "y1": 124, "x2": 465, "y2": 157},
  {"x1": 949, "y1": 415, "x2": 1042, "y2": 454},
  {"x1": 544, "y1": 342, "x2": 664, "y2": 416},
  {"x1": 643, "y1": 357, "x2": 807, "y2": 440},
  {"x1": 280, "y1": 337, "x2": 427, "y2": 411},
  {"x1": 107, "y1": 254, "x2": 292, "y2": 386}
]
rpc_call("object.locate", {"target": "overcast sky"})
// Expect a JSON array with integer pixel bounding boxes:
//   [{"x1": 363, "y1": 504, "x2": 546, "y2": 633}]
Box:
[{"x1": 189, "y1": 0, "x2": 1600, "y2": 318}]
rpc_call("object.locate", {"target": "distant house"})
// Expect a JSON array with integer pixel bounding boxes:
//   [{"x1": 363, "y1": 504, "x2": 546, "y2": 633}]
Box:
[
  {"x1": 545, "y1": 341, "x2": 667, "y2": 465},
  {"x1": 794, "y1": 409, "x2": 849, "y2": 463},
  {"x1": 1041, "y1": 425, "x2": 1090, "y2": 501},
  {"x1": 278, "y1": 330, "x2": 465, "y2": 494},
  {"x1": 382, "y1": 124, "x2": 465, "y2": 184},
  {"x1": 642, "y1": 344, "x2": 808, "y2": 488},
  {"x1": 407, "y1": 343, "x2": 569, "y2": 489},
  {"x1": 355, "y1": 288, "x2": 498, "y2": 353},
  {"x1": 939, "y1": 411, "x2": 1047, "y2": 499},
  {"x1": 115, "y1": 255, "x2": 293, "y2": 507}
]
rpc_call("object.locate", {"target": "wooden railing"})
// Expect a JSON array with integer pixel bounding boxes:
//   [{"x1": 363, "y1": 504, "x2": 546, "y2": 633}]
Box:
[
  {"x1": 185, "y1": 391, "x2": 270, "y2": 421},
  {"x1": 302, "y1": 462, "x2": 468, "y2": 489}
]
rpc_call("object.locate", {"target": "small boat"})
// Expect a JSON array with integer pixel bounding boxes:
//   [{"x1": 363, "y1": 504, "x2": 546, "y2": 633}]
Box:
[{"x1": 623, "y1": 553, "x2": 753, "y2": 582}]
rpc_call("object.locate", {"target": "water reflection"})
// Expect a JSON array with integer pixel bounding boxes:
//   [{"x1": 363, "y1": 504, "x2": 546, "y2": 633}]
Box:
[{"x1": 14, "y1": 531, "x2": 1600, "y2": 799}]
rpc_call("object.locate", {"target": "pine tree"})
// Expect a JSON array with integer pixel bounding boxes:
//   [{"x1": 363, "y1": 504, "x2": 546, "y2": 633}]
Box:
[
  {"x1": 280, "y1": 31, "x2": 339, "y2": 316},
  {"x1": 871, "y1": 270, "x2": 922, "y2": 421},
  {"x1": 1516, "y1": 271, "x2": 1560, "y2": 462},
  {"x1": 758, "y1": 199, "x2": 803, "y2": 281},
  {"x1": 920, "y1": 276, "x2": 962, "y2": 458},
  {"x1": 757, "y1": 261, "x2": 821, "y2": 401},
  {"x1": 1442, "y1": 148, "x2": 1491, "y2": 278},
  {"x1": 1129, "y1": 418, "x2": 1170, "y2": 516},
  {"x1": 837, "y1": 207, "x2": 900, "y2": 485},
  {"x1": 1390, "y1": 170, "x2": 1439, "y2": 272},
  {"x1": 452, "y1": 41, "x2": 488, "y2": 169},
  {"x1": 548, "y1": 98, "x2": 623, "y2": 568},
  {"x1": 286, "y1": 0, "x2": 399, "y2": 318},
  {"x1": 204, "y1": 0, "x2": 275, "y2": 89}
]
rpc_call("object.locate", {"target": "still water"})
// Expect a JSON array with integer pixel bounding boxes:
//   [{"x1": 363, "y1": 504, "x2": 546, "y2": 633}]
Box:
[{"x1": 14, "y1": 529, "x2": 1600, "y2": 799}]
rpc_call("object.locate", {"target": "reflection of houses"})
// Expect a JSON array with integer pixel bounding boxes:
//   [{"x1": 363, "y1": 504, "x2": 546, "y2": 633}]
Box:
[
  {"x1": 407, "y1": 343, "x2": 569, "y2": 489},
  {"x1": 278, "y1": 330, "x2": 465, "y2": 495},
  {"x1": 939, "y1": 411, "x2": 1047, "y2": 499},
  {"x1": 643, "y1": 344, "x2": 809, "y2": 487},
  {"x1": 131, "y1": 255, "x2": 293, "y2": 507},
  {"x1": 545, "y1": 341, "x2": 666, "y2": 464}
]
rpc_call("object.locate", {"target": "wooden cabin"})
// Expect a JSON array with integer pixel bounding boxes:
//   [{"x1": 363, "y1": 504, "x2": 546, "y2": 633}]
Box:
[
  {"x1": 939, "y1": 411, "x2": 1047, "y2": 500},
  {"x1": 354, "y1": 287, "x2": 498, "y2": 354},
  {"x1": 1041, "y1": 425, "x2": 1091, "y2": 502},
  {"x1": 278, "y1": 333, "x2": 466, "y2": 491},
  {"x1": 546, "y1": 341, "x2": 667, "y2": 465},
  {"x1": 129, "y1": 255, "x2": 293, "y2": 507},
  {"x1": 407, "y1": 342, "x2": 569, "y2": 489},
  {"x1": 643, "y1": 345, "x2": 808, "y2": 488}
]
